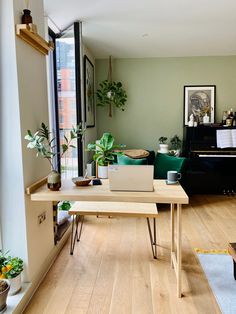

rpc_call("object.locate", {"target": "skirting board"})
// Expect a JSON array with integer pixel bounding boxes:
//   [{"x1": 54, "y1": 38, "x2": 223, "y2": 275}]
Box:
[{"x1": 12, "y1": 225, "x2": 72, "y2": 313}]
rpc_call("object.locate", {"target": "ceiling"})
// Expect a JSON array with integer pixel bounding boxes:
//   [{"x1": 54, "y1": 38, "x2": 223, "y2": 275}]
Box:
[{"x1": 44, "y1": 0, "x2": 236, "y2": 59}]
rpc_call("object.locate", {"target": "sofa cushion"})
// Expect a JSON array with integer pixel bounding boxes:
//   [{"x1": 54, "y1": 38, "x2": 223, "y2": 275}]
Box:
[
  {"x1": 154, "y1": 153, "x2": 186, "y2": 179},
  {"x1": 124, "y1": 149, "x2": 149, "y2": 159},
  {"x1": 117, "y1": 154, "x2": 147, "y2": 165}
]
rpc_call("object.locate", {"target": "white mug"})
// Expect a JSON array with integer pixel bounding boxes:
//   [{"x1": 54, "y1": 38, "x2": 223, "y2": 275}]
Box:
[{"x1": 167, "y1": 171, "x2": 181, "y2": 183}]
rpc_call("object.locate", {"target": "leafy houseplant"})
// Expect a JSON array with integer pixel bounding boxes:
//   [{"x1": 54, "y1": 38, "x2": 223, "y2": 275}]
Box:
[
  {"x1": 169, "y1": 135, "x2": 182, "y2": 156},
  {"x1": 158, "y1": 136, "x2": 168, "y2": 144},
  {"x1": 25, "y1": 123, "x2": 84, "y2": 191},
  {"x1": 158, "y1": 136, "x2": 169, "y2": 154},
  {"x1": 58, "y1": 201, "x2": 71, "y2": 211},
  {"x1": 96, "y1": 80, "x2": 127, "y2": 117},
  {"x1": 0, "y1": 251, "x2": 23, "y2": 296},
  {"x1": 87, "y1": 133, "x2": 125, "y2": 178}
]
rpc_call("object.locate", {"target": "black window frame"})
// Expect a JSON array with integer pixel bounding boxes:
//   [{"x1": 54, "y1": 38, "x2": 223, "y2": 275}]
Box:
[{"x1": 48, "y1": 22, "x2": 83, "y2": 176}]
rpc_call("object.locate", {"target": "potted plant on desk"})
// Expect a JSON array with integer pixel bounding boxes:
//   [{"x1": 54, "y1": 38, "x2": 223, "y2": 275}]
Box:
[
  {"x1": 25, "y1": 123, "x2": 84, "y2": 191},
  {"x1": 87, "y1": 133, "x2": 125, "y2": 178}
]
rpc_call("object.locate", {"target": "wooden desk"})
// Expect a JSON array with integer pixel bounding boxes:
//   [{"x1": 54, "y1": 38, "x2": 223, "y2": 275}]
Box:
[{"x1": 27, "y1": 179, "x2": 189, "y2": 298}]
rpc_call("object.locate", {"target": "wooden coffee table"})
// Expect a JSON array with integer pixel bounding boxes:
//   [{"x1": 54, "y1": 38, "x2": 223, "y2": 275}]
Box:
[{"x1": 228, "y1": 243, "x2": 236, "y2": 280}]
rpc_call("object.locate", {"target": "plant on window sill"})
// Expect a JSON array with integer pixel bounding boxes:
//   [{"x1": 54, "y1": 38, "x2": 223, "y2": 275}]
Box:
[{"x1": 0, "y1": 250, "x2": 24, "y2": 296}]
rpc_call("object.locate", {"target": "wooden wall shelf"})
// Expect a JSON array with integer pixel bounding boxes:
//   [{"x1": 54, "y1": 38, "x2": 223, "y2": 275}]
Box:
[{"x1": 16, "y1": 24, "x2": 54, "y2": 55}]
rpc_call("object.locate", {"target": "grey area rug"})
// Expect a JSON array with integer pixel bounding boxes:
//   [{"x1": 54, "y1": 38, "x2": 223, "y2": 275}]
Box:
[{"x1": 197, "y1": 253, "x2": 236, "y2": 314}]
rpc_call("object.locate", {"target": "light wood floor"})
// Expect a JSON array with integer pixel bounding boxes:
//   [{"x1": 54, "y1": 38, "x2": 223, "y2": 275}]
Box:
[{"x1": 24, "y1": 195, "x2": 236, "y2": 314}]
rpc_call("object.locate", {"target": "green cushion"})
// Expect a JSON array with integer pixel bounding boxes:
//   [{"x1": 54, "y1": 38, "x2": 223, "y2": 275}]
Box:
[
  {"x1": 117, "y1": 154, "x2": 147, "y2": 165},
  {"x1": 154, "y1": 153, "x2": 186, "y2": 179}
]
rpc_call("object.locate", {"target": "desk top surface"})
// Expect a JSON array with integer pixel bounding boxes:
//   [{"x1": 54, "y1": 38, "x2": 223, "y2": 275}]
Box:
[{"x1": 28, "y1": 179, "x2": 189, "y2": 204}]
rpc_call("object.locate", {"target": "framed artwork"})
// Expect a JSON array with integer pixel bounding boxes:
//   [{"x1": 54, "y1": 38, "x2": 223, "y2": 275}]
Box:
[
  {"x1": 84, "y1": 55, "x2": 95, "y2": 127},
  {"x1": 184, "y1": 85, "x2": 216, "y2": 126}
]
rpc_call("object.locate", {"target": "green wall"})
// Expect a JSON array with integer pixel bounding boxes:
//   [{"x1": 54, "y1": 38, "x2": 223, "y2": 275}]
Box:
[{"x1": 95, "y1": 56, "x2": 236, "y2": 150}]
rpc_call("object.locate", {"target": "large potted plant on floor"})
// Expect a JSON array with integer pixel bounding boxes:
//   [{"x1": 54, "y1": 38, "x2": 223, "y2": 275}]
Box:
[
  {"x1": 25, "y1": 123, "x2": 84, "y2": 191},
  {"x1": 87, "y1": 133, "x2": 125, "y2": 178}
]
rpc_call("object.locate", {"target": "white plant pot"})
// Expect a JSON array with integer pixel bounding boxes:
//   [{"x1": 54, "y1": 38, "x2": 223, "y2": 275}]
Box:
[
  {"x1": 159, "y1": 144, "x2": 169, "y2": 154},
  {"x1": 169, "y1": 149, "x2": 181, "y2": 157},
  {"x1": 98, "y1": 165, "x2": 108, "y2": 179},
  {"x1": 9, "y1": 273, "x2": 22, "y2": 296}
]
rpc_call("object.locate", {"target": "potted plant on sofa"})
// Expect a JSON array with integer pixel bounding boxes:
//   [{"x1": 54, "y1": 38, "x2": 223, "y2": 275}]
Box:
[
  {"x1": 87, "y1": 133, "x2": 125, "y2": 178},
  {"x1": 158, "y1": 136, "x2": 169, "y2": 154},
  {"x1": 0, "y1": 251, "x2": 23, "y2": 296},
  {"x1": 25, "y1": 123, "x2": 84, "y2": 191},
  {"x1": 0, "y1": 280, "x2": 10, "y2": 312},
  {"x1": 169, "y1": 135, "x2": 182, "y2": 156}
]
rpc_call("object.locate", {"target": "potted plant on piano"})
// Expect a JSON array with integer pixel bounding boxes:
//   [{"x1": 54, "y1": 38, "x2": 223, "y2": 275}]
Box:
[
  {"x1": 87, "y1": 133, "x2": 125, "y2": 178},
  {"x1": 25, "y1": 123, "x2": 84, "y2": 191},
  {"x1": 158, "y1": 136, "x2": 169, "y2": 154},
  {"x1": 169, "y1": 135, "x2": 182, "y2": 156}
]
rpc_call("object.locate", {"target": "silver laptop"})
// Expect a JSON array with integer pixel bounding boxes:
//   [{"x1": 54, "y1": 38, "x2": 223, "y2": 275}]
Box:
[{"x1": 108, "y1": 165, "x2": 154, "y2": 191}]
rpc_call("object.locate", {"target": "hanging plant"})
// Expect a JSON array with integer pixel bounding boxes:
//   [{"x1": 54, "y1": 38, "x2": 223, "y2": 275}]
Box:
[
  {"x1": 96, "y1": 56, "x2": 127, "y2": 117},
  {"x1": 96, "y1": 80, "x2": 127, "y2": 117}
]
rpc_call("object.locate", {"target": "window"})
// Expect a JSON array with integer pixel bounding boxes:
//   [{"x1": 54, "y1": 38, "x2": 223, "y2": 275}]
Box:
[
  {"x1": 48, "y1": 23, "x2": 83, "y2": 178},
  {"x1": 59, "y1": 115, "x2": 64, "y2": 124}
]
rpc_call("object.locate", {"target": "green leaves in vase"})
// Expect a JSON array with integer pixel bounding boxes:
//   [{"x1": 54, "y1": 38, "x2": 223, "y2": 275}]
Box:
[{"x1": 25, "y1": 122, "x2": 84, "y2": 170}]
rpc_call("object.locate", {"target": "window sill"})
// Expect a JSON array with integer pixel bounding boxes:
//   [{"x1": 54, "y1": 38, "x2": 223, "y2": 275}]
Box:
[{"x1": 5, "y1": 283, "x2": 31, "y2": 314}]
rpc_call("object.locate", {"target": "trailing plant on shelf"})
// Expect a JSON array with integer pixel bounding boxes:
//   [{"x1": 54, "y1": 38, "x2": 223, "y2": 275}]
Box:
[
  {"x1": 25, "y1": 122, "x2": 84, "y2": 191},
  {"x1": 87, "y1": 133, "x2": 125, "y2": 178}
]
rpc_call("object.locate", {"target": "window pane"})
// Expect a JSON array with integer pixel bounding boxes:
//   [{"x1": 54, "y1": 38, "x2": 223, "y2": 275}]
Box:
[{"x1": 56, "y1": 27, "x2": 78, "y2": 178}]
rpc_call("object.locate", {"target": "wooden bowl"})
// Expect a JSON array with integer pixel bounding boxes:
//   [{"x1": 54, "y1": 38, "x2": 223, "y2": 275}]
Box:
[{"x1": 72, "y1": 177, "x2": 92, "y2": 186}]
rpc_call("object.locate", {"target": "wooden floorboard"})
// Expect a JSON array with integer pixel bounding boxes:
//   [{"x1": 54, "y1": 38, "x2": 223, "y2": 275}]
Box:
[{"x1": 24, "y1": 195, "x2": 236, "y2": 314}]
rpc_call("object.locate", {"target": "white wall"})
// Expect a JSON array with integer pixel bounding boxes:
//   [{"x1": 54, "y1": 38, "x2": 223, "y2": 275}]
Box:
[
  {"x1": 0, "y1": 0, "x2": 54, "y2": 283},
  {"x1": 0, "y1": 0, "x2": 29, "y2": 276},
  {"x1": 13, "y1": 0, "x2": 54, "y2": 281}
]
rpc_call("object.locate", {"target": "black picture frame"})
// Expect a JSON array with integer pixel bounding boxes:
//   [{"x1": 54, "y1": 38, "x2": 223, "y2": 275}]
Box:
[
  {"x1": 184, "y1": 85, "x2": 216, "y2": 126},
  {"x1": 84, "y1": 55, "x2": 95, "y2": 128}
]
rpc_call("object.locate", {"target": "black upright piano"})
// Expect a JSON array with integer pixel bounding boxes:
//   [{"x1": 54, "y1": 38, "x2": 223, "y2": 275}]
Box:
[{"x1": 182, "y1": 125, "x2": 236, "y2": 194}]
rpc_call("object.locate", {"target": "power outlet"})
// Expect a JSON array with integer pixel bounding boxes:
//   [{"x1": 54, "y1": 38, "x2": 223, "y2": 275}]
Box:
[{"x1": 38, "y1": 212, "x2": 46, "y2": 225}]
